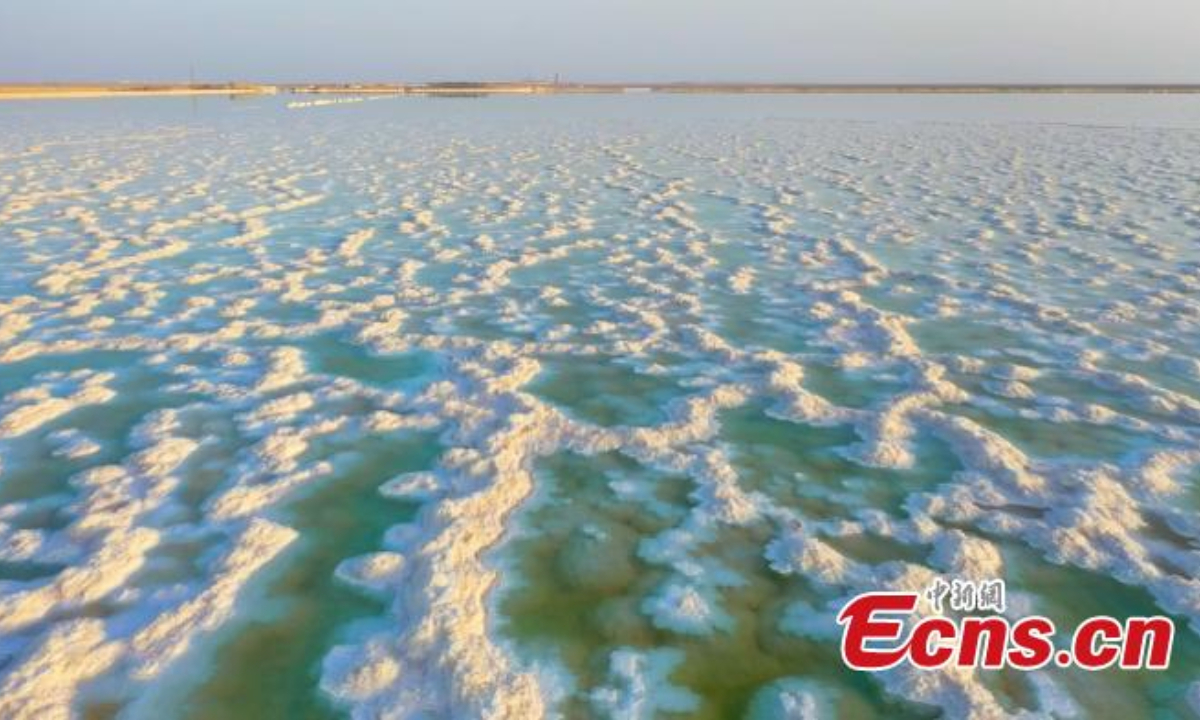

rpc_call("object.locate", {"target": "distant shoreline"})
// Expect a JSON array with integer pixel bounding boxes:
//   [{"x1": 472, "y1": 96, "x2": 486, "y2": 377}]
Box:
[
  {"x1": 3, "y1": 81, "x2": 1200, "y2": 101},
  {"x1": 0, "y1": 84, "x2": 279, "y2": 100}
]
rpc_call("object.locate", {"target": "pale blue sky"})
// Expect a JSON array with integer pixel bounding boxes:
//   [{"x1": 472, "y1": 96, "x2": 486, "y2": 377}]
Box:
[{"x1": 2, "y1": 0, "x2": 1198, "y2": 83}]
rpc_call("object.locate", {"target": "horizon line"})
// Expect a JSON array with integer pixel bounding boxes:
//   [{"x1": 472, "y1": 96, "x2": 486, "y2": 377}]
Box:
[{"x1": 4, "y1": 80, "x2": 1200, "y2": 101}]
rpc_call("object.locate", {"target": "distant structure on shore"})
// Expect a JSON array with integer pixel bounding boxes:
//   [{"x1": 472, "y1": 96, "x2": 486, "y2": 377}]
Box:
[{"x1": 290, "y1": 81, "x2": 569, "y2": 97}]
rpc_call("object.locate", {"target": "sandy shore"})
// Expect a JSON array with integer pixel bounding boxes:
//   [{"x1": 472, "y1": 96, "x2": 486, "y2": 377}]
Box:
[{"x1": 0, "y1": 84, "x2": 278, "y2": 101}]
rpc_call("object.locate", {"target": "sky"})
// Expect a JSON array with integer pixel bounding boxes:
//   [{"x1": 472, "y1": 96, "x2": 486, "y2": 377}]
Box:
[{"x1": 2, "y1": 0, "x2": 1198, "y2": 83}]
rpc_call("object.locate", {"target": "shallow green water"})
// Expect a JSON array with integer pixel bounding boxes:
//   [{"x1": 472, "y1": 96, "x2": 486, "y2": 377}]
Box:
[{"x1": 179, "y1": 433, "x2": 439, "y2": 720}]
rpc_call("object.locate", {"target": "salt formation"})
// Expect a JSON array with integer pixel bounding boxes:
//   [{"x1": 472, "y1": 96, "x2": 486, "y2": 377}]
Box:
[{"x1": 0, "y1": 96, "x2": 1197, "y2": 719}]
